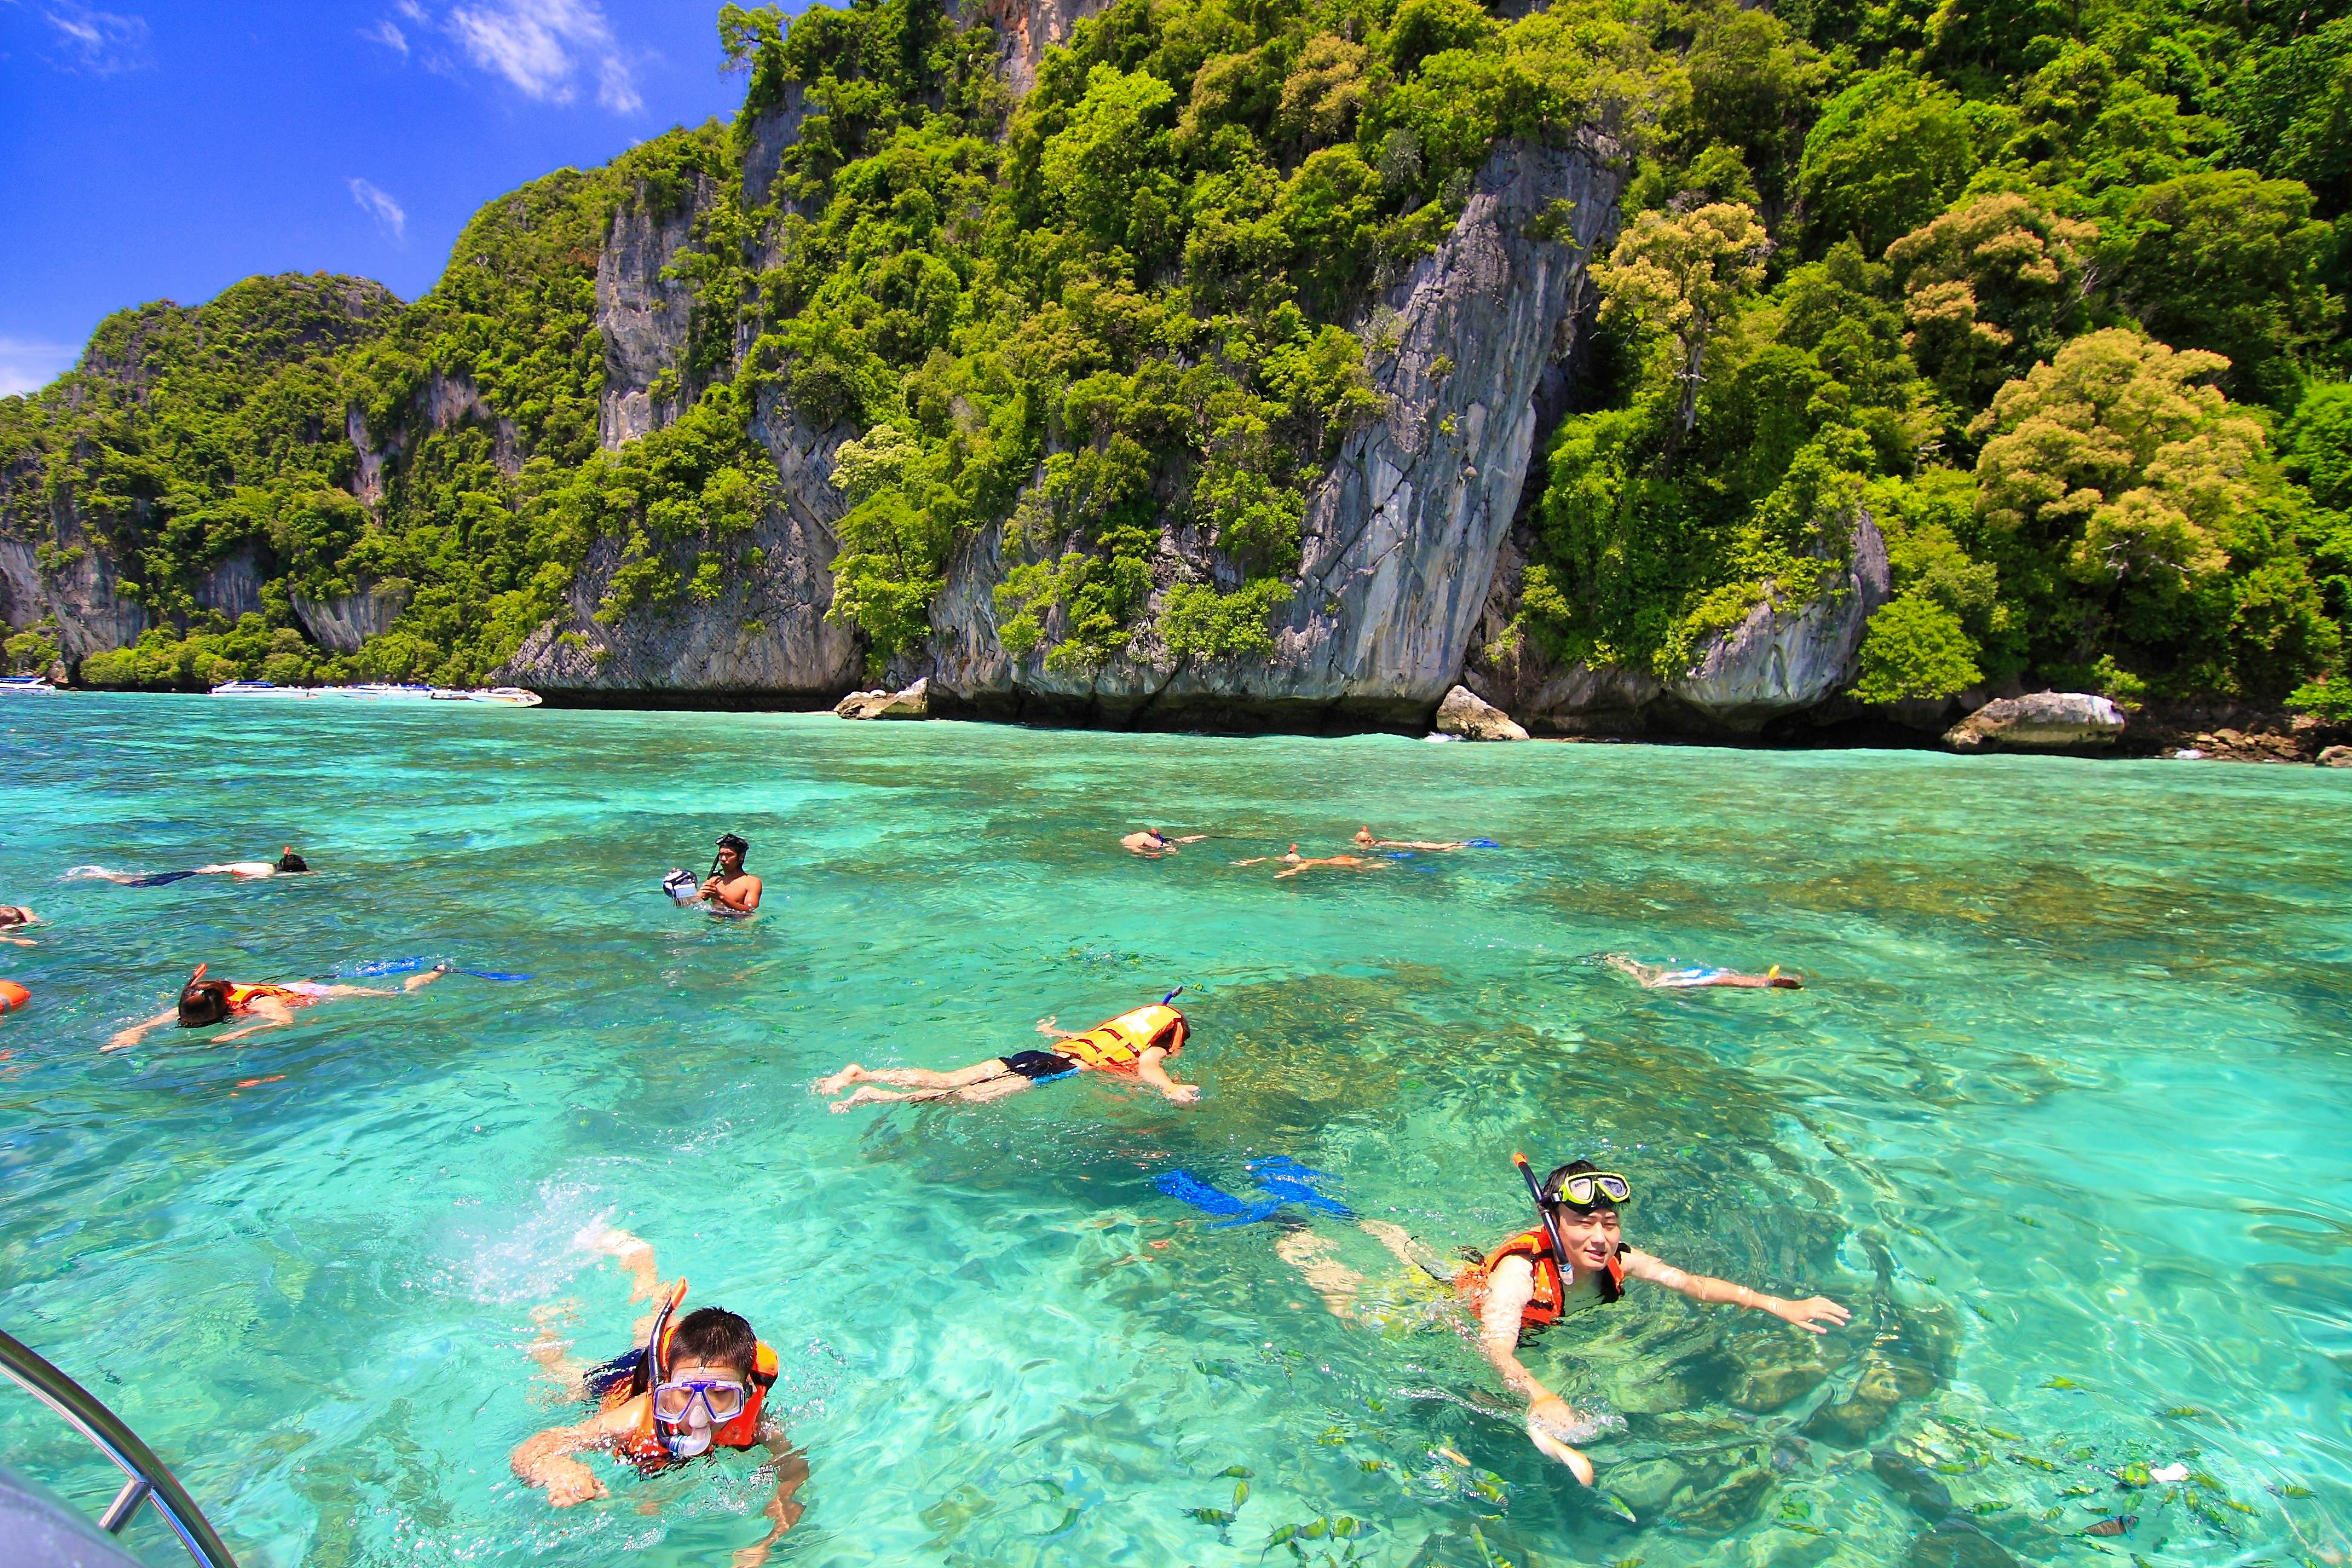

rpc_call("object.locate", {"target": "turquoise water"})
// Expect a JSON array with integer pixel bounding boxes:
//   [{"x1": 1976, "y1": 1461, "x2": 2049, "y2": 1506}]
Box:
[{"x1": 3, "y1": 696, "x2": 2349, "y2": 1568}]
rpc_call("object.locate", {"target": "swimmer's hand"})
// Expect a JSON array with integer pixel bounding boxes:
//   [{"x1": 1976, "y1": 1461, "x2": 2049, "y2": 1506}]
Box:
[
  {"x1": 1159, "y1": 1083, "x2": 1202, "y2": 1104},
  {"x1": 1033, "y1": 1015, "x2": 1060, "y2": 1036},
  {"x1": 1526, "y1": 1396, "x2": 1596, "y2": 1486},
  {"x1": 541, "y1": 1457, "x2": 608, "y2": 1508},
  {"x1": 1765, "y1": 1295, "x2": 1851, "y2": 1334}
]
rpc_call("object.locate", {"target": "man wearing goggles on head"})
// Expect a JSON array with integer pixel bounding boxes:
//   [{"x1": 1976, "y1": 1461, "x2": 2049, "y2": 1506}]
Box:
[
  {"x1": 1275, "y1": 1158, "x2": 1849, "y2": 1488},
  {"x1": 514, "y1": 1230, "x2": 805, "y2": 1560}
]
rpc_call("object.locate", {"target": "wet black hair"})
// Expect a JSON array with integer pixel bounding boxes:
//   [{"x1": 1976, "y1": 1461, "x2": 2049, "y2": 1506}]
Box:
[
  {"x1": 178, "y1": 979, "x2": 233, "y2": 1028},
  {"x1": 715, "y1": 834, "x2": 749, "y2": 866},
  {"x1": 1542, "y1": 1158, "x2": 1621, "y2": 1212},
  {"x1": 668, "y1": 1306, "x2": 758, "y2": 1374},
  {"x1": 275, "y1": 850, "x2": 309, "y2": 874},
  {"x1": 0, "y1": 904, "x2": 28, "y2": 926}
]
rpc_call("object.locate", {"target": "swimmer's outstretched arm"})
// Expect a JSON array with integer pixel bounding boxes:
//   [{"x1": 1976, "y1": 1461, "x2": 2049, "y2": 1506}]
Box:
[
  {"x1": 2, "y1": 933, "x2": 33, "y2": 947},
  {"x1": 103, "y1": 1008, "x2": 177, "y2": 1053},
  {"x1": 1472, "y1": 1255, "x2": 1596, "y2": 1485},
  {"x1": 1622, "y1": 1250, "x2": 1849, "y2": 1331},
  {"x1": 736, "y1": 1433, "x2": 810, "y2": 1568},
  {"x1": 512, "y1": 1403, "x2": 634, "y2": 1508},
  {"x1": 1134, "y1": 1044, "x2": 1200, "y2": 1104},
  {"x1": 213, "y1": 998, "x2": 301, "y2": 1044}
]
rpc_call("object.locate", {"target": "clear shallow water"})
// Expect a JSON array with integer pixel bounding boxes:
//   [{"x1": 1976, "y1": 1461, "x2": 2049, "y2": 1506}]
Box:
[{"x1": 2, "y1": 696, "x2": 2349, "y2": 1568}]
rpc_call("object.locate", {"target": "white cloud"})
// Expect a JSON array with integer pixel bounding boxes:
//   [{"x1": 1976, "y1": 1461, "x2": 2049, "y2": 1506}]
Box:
[
  {"x1": 40, "y1": 3, "x2": 151, "y2": 74},
  {"x1": 442, "y1": 0, "x2": 641, "y2": 113},
  {"x1": 365, "y1": 18, "x2": 408, "y2": 54},
  {"x1": 0, "y1": 339, "x2": 82, "y2": 398},
  {"x1": 348, "y1": 177, "x2": 408, "y2": 241}
]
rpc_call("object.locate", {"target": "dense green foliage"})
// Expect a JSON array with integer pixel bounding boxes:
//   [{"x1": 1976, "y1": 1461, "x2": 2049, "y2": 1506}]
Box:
[
  {"x1": 1514, "y1": 0, "x2": 2352, "y2": 708},
  {"x1": 4, "y1": 0, "x2": 2349, "y2": 711}
]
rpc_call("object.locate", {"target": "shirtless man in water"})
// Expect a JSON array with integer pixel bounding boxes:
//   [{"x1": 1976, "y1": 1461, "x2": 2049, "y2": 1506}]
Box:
[
  {"x1": 1122, "y1": 828, "x2": 1206, "y2": 857},
  {"x1": 73, "y1": 847, "x2": 310, "y2": 886},
  {"x1": 701, "y1": 834, "x2": 762, "y2": 914},
  {"x1": 1606, "y1": 955, "x2": 1802, "y2": 990}
]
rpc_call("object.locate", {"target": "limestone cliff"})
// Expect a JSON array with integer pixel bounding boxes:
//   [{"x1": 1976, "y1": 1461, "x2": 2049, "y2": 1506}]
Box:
[
  {"x1": 496, "y1": 390, "x2": 863, "y2": 697},
  {"x1": 1468, "y1": 510, "x2": 1892, "y2": 736},
  {"x1": 920, "y1": 136, "x2": 1624, "y2": 726},
  {"x1": 596, "y1": 180, "x2": 710, "y2": 449}
]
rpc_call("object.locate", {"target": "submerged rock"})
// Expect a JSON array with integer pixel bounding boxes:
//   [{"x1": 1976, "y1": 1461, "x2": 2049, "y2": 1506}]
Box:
[
  {"x1": 835, "y1": 677, "x2": 929, "y2": 720},
  {"x1": 1436, "y1": 684, "x2": 1529, "y2": 740},
  {"x1": 1910, "y1": 1519, "x2": 2024, "y2": 1568},
  {"x1": 1944, "y1": 692, "x2": 2125, "y2": 750}
]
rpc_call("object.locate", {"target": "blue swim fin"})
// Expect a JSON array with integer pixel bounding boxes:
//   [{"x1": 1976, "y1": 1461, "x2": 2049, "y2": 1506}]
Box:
[
  {"x1": 1155, "y1": 1169, "x2": 1281, "y2": 1226},
  {"x1": 1467, "y1": 838, "x2": 1500, "y2": 849},
  {"x1": 325, "y1": 958, "x2": 531, "y2": 982},
  {"x1": 1246, "y1": 1155, "x2": 1353, "y2": 1218}
]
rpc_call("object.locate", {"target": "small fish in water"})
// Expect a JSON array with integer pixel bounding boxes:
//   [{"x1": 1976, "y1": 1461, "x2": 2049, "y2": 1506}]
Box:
[
  {"x1": 1187, "y1": 1507, "x2": 1236, "y2": 1526},
  {"x1": 1984, "y1": 1425, "x2": 2024, "y2": 1441},
  {"x1": 2084, "y1": 1515, "x2": 2137, "y2": 1537},
  {"x1": 2045, "y1": 1376, "x2": 2085, "y2": 1390},
  {"x1": 1602, "y1": 1493, "x2": 1639, "y2": 1524},
  {"x1": 1436, "y1": 1446, "x2": 1470, "y2": 1466}
]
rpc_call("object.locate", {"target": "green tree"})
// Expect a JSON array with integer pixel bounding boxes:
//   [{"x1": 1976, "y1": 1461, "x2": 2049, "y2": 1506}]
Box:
[
  {"x1": 1796, "y1": 67, "x2": 1975, "y2": 258},
  {"x1": 2099, "y1": 169, "x2": 2342, "y2": 409},
  {"x1": 1593, "y1": 202, "x2": 1774, "y2": 443}
]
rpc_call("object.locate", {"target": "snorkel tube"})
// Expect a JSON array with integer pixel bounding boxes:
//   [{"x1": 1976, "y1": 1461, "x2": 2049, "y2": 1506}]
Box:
[
  {"x1": 1514, "y1": 1152, "x2": 1570, "y2": 1273},
  {"x1": 636, "y1": 1278, "x2": 711, "y2": 1459}
]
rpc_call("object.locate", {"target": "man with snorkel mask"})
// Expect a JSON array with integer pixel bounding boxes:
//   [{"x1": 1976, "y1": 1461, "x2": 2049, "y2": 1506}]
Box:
[
  {"x1": 1276, "y1": 1158, "x2": 1849, "y2": 1486},
  {"x1": 699, "y1": 833, "x2": 762, "y2": 913},
  {"x1": 514, "y1": 1230, "x2": 805, "y2": 1557}
]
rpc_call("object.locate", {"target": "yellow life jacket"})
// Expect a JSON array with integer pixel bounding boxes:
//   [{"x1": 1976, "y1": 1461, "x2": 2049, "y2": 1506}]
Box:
[{"x1": 1056, "y1": 1004, "x2": 1187, "y2": 1073}]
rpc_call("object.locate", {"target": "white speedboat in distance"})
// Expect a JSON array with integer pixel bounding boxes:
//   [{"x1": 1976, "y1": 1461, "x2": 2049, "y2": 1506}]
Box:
[
  {"x1": 0, "y1": 675, "x2": 57, "y2": 693},
  {"x1": 209, "y1": 680, "x2": 313, "y2": 697}
]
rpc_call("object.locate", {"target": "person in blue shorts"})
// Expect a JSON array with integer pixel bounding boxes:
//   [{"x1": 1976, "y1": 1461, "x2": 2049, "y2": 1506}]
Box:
[{"x1": 1607, "y1": 954, "x2": 1801, "y2": 990}]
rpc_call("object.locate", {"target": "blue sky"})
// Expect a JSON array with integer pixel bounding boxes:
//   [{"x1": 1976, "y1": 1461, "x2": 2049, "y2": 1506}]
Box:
[{"x1": 0, "y1": 1, "x2": 761, "y2": 394}]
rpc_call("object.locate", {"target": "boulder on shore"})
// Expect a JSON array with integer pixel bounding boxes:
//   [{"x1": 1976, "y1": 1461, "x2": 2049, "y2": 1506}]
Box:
[
  {"x1": 834, "y1": 677, "x2": 929, "y2": 720},
  {"x1": 1436, "y1": 685, "x2": 1529, "y2": 741},
  {"x1": 1944, "y1": 692, "x2": 2124, "y2": 751}
]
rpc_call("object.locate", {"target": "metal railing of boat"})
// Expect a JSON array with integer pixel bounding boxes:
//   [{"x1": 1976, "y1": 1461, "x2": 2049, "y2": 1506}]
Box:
[{"x1": 0, "y1": 1327, "x2": 239, "y2": 1567}]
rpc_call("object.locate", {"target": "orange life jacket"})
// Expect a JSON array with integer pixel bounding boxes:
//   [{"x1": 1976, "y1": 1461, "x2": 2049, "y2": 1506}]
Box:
[
  {"x1": 601, "y1": 1281, "x2": 779, "y2": 1474},
  {"x1": 1455, "y1": 1230, "x2": 1625, "y2": 1330},
  {"x1": 224, "y1": 982, "x2": 309, "y2": 1013},
  {"x1": 1055, "y1": 1003, "x2": 1187, "y2": 1073}
]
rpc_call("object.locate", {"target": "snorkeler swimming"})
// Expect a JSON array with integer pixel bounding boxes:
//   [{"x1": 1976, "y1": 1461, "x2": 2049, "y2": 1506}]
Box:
[
  {"x1": 103, "y1": 960, "x2": 449, "y2": 1051},
  {"x1": 1272, "y1": 1157, "x2": 1849, "y2": 1486},
  {"x1": 0, "y1": 904, "x2": 36, "y2": 946},
  {"x1": 1122, "y1": 827, "x2": 1207, "y2": 857},
  {"x1": 515, "y1": 1228, "x2": 805, "y2": 1558},
  {"x1": 71, "y1": 846, "x2": 311, "y2": 886},
  {"x1": 1353, "y1": 827, "x2": 1471, "y2": 851},
  {"x1": 814, "y1": 995, "x2": 1198, "y2": 1111},
  {"x1": 1606, "y1": 954, "x2": 1802, "y2": 990}
]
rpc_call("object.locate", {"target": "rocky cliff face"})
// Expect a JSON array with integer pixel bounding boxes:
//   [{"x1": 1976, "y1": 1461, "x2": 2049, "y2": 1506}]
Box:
[
  {"x1": 596, "y1": 182, "x2": 708, "y2": 449},
  {"x1": 0, "y1": 520, "x2": 148, "y2": 661},
  {"x1": 920, "y1": 135, "x2": 1624, "y2": 726},
  {"x1": 978, "y1": 0, "x2": 1116, "y2": 96},
  {"x1": 1468, "y1": 509, "x2": 1892, "y2": 736},
  {"x1": 496, "y1": 389, "x2": 863, "y2": 697}
]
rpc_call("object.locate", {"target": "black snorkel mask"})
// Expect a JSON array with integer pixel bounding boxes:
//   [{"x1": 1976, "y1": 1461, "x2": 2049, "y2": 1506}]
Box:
[{"x1": 712, "y1": 834, "x2": 749, "y2": 881}]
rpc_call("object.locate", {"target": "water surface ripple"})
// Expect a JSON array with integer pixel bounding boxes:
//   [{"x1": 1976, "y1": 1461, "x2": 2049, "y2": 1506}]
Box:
[{"x1": 2, "y1": 697, "x2": 2347, "y2": 1566}]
